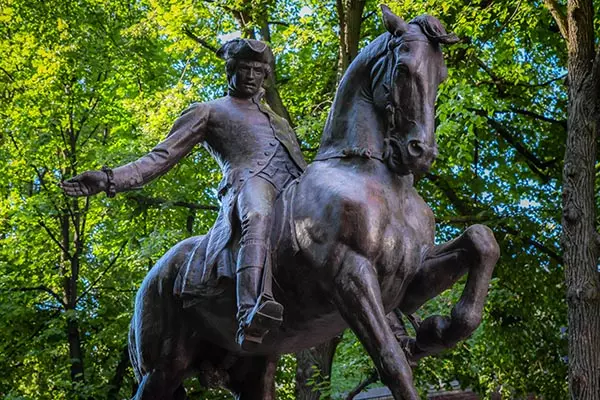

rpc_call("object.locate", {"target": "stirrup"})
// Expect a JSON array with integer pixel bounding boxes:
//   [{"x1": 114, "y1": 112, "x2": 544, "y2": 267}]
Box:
[{"x1": 237, "y1": 294, "x2": 283, "y2": 349}]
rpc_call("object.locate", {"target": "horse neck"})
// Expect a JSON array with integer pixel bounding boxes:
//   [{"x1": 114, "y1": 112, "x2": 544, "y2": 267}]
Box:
[{"x1": 317, "y1": 61, "x2": 386, "y2": 157}]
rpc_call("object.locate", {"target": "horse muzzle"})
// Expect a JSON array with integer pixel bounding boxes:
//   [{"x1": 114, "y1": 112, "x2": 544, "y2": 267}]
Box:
[
  {"x1": 383, "y1": 137, "x2": 437, "y2": 176},
  {"x1": 403, "y1": 139, "x2": 437, "y2": 175}
]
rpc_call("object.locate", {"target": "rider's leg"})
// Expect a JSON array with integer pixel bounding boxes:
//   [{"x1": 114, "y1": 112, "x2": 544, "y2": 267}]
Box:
[{"x1": 235, "y1": 176, "x2": 283, "y2": 347}]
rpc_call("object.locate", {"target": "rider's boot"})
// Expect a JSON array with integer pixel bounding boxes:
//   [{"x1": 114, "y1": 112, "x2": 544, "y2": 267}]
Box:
[{"x1": 236, "y1": 244, "x2": 283, "y2": 349}]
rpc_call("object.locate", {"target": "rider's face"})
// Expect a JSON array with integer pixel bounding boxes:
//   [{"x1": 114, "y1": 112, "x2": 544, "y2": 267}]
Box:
[{"x1": 230, "y1": 60, "x2": 266, "y2": 97}]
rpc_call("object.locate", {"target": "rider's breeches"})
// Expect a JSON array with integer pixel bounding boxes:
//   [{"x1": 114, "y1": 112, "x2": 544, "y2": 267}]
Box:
[
  {"x1": 236, "y1": 175, "x2": 277, "y2": 271},
  {"x1": 235, "y1": 176, "x2": 277, "y2": 314}
]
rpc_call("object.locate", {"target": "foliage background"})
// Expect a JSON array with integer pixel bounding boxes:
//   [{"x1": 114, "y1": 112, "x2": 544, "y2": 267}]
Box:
[{"x1": 0, "y1": 0, "x2": 576, "y2": 398}]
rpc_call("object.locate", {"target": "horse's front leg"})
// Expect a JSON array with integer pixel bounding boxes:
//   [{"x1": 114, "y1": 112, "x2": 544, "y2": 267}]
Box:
[
  {"x1": 333, "y1": 250, "x2": 419, "y2": 400},
  {"x1": 399, "y1": 224, "x2": 500, "y2": 361}
]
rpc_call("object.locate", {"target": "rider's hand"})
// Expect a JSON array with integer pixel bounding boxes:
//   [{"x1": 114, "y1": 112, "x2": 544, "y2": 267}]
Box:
[{"x1": 59, "y1": 170, "x2": 108, "y2": 197}]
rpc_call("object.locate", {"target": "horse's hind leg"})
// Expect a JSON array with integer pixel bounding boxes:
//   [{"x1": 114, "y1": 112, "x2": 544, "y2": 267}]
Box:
[
  {"x1": 333, "y1": 250, "x2": 419, "y2": 400},
  {"x1": 399, "y1": 224, "x2": 499, "y2": 360}
]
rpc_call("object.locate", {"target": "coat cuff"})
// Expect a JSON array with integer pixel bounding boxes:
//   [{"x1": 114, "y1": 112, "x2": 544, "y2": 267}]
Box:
[{"x1": 112, "y1": 162, "x2": 144, "y2": 192}]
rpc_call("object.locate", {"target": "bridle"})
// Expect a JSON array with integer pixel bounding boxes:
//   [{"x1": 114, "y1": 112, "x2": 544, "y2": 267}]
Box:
[{"x1": 314, "y1": 32, "x2": 436, "y2": 176}]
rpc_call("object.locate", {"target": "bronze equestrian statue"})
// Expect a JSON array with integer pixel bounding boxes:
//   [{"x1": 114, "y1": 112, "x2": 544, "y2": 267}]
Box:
[{"x1": 61, "y1": 6, "x2": 499, "y2": 400}]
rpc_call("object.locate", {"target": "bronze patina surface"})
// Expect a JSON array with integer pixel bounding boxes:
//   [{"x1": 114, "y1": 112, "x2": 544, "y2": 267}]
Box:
[{"x1": 61, "y1": 6, "x2": 499, "y2": 400}]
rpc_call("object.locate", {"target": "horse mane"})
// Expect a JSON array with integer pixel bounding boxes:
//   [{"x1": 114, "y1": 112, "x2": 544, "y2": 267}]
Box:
[
  {"x1": 408, "y1": 15, "x2": 460, "y2": 45},
  {"x1": 364, "y1": 14, "x2": 458, "y2": 88}
]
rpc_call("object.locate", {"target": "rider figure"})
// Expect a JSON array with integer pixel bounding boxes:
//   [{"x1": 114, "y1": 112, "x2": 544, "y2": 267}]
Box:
[{"x1": 60, "y1": 38, "x2": 306, "y2": 348}]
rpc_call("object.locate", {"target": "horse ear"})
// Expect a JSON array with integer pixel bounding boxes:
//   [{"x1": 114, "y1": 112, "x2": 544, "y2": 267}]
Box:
[{"x1": 381, "y1": 4, "x2": 409, "y2": 36}]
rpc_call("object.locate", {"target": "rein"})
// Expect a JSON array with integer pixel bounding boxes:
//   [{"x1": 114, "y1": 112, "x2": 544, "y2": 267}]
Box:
[{"x1": 313, "y1": 147, "x2": 387, "y2": 162}]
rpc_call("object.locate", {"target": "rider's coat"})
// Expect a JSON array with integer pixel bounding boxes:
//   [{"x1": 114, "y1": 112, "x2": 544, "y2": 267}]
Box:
[{"x1": 112, "y1": 89, "x2": 306, "y2": 292}]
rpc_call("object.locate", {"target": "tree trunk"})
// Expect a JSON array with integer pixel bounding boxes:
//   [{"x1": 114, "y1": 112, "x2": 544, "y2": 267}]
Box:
[
  {"x1": 559, "y1": 0, "x2": 600, "y2": 398},
  {"x1": 61, "y1": 210, "x2": 85, "y2": 385},
  {"x1": 336, "y1": 0, "x2": 367, "y2": 80},
  {"x1": 108, "y1": 345, "x2": 131, "y2": 399}
]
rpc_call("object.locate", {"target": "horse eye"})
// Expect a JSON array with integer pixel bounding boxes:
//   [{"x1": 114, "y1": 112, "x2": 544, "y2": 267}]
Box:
[{"x1": 397, "y1": 63, "x2": 409, "y2": 74}]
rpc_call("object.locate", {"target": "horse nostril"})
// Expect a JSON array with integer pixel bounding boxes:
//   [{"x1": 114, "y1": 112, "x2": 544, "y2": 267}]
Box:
[{"x1": 407, "y1": 140, "x2": 424, "y2": 157}]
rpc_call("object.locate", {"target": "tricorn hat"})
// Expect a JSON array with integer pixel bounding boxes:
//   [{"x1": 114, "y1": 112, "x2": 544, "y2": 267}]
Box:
[{"x1": 216, "y1": 38, "x2": 274, "y2": 65}]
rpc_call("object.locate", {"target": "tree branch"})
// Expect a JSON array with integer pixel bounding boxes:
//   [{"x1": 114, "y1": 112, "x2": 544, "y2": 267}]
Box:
[
  {"x1": 361, "y1": 10, "x2": 376, "y2": 23},
  {"x1": 426, "y1": 173, "x2": 472, "y2": 215},
  {"x1": 107, "y1": 345, "x2": 130, "y2": 400},
  {"x1": 0, "y1": 66, "x2": 16, "y2": 82},
  {"x1": 436, "y1": 214, "x2": 498, "y2": 224},
  {"x1": 428, "y1": 174, "x2": 563, "y2": 264},
  {"x1": 182, "y1": 27, "x2": 218, "y2": 53},
  {"x1": 471, "y1": 110, "x2": 553, "y2": 181},
  {"x1": 75, "y1": 96, "x2": 100, "y2": 142},
  {"x1": 500, "y1": 224, "x2": 563, "y2": 264},
  {"x1": 345, "y1": 370, "x2": 379, "y2": 400},
  {"x1": 268, "y1": 20, "x2": 290, "y2": 27},
  {"x1": 508, "y1": 107, "x2": 567, "y2": 129},
  {"x1": 494, "y1": 0, "x2": 523, "y2": 35},
  {"x1": 543, "y1": 0, "x2": 568, "y2": 42},
  {"x1": 38, "y1": 219, "x2": 72, "y2": 258},
  {"x1": 473, "y1": 58, "x2": 566, "y2": 94},
  {"x1": 76, "y1": 240, "x2": 129, "y2": 304},
  {"x1": 125, "y1": 194, "x2": 219, "y2": 212},
  {"x1": 2, "y1": 286, "x2": 65, "y2": 307},
  {"x1": 528, "y1": 73, "x2": 567, "y2": 87}
]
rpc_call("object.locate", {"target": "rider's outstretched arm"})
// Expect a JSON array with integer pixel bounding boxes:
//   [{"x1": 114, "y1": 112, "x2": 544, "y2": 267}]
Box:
[
  {"x1": 112, "y1": 103, "x2": 209, "y2": 191},
  {"x1": 61, "y1": 103, "x2": 209, "y2": 197}
]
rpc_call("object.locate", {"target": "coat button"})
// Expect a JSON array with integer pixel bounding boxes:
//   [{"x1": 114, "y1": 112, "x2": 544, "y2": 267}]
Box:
[
  {"x1": 264, "y1": 151, "x2": 270, "y2": 156},
  {"x1": 257, "y1": 161, "x2": 264, "y2": 166},
  {"x1": 269, "y1": 141, "x2": 277, "y2": 146},
  {"x1": 249, "y1": 169, "x2": 254, "y2": 174}
]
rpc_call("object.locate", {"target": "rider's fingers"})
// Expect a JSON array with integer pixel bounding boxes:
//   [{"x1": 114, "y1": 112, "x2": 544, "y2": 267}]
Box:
[
  {"x1": 61, "y1": 183, "x2": 83, "y2": 196},
  {"x1": 60, "y1": 181, "x2": 78, "y2": 189}
]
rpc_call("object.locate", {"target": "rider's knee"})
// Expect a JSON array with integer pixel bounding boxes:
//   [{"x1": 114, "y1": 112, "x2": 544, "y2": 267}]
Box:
[{"x1": 240, "y1": 210, "x2": 272, "y2": 235}]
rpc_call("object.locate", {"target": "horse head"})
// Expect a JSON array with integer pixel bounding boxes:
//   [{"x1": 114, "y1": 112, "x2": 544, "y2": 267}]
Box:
[
  {"x1": 318, "y1": 6, "x2": 458, "y2": 178},
  {"x1": 375, "y1": 5, "x2": 459, "y2": 175}
]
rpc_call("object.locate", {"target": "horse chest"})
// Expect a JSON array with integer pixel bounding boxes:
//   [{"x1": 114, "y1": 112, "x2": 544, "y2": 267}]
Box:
[
  {"x1": 376, "y1": 199, "x2": 433, "y2": 303},
  {"x1": 379, "y1": 219, "x2": 421, "y2": 273}
]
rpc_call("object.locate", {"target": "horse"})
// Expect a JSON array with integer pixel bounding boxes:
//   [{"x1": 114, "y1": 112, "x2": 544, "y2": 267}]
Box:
[{"x1": 128, "y1": 6, "x2": 500, "y2": 400}]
